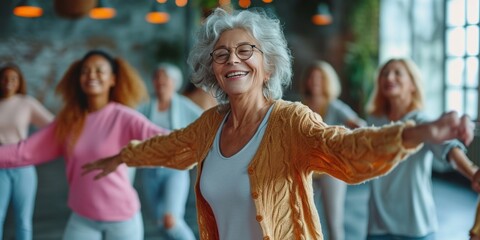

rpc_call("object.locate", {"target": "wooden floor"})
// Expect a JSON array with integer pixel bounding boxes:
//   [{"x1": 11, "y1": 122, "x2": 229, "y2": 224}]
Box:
[{"x1": 3, "y1": 160, "x2": 478, "y2": 240}]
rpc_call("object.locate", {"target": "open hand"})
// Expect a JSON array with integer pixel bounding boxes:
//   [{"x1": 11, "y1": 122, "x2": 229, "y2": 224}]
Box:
[{"x1": 82, "y1": 153, "x2": 122, "y2": 180}]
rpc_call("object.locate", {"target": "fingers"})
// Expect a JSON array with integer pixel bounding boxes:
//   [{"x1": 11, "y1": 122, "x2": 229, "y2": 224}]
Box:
[
  {"x1": 81, "y1": 163, "x2": 97, "y2": 176},
  {"x1": 459, "y1": 115, "x2": 475, "y2": 145},
  {"x1": 81, "y1": 164, "x2": 92, "y2": 176},
  {"x1": 472, "y1": 171, "x2": 480, "y2": 193},
  {"x1": 473, "y1": 183, "x2": 480, "y2": 193},
  {"x1": 81, "y1": 154, "x2": 120, "y2": 180},
  {"x1": 94, "y1": 171, "x2": 108, "y2": 180},
  {"x1": 81, "y1": 162, "x2": 106, "y2": 179},
  {"x1": 441, "y1": 112, "x2": 475, "y2": 145},
  {"x1": 440, "y1": 111, "x2": 458, "y2": 125},
  {"x1": 473, "y1": 178, "x2": 480, "y2": 193}
]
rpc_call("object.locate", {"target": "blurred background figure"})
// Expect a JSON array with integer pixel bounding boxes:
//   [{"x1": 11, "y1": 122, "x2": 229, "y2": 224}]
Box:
[
  {"x1": 0, "y1": 63, "x2": 54, "y2": 240},
  {"x1": 365, "y1": 58, "x2": 479, "y2": 240},
  {"x1": 301, "y1": 60, "x2": 365, "y2": 240},
  {"x1": 137, "y1": 62, "x2": 200, "y2": 240}
]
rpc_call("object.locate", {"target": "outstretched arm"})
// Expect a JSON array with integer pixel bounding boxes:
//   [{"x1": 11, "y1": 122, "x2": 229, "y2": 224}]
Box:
[
  {"x1": 82, "y1": 108, "x2": 221, "y2": 180},
  {"x1": 0, "y1": 122, "x2": 62, "y2": 168}
]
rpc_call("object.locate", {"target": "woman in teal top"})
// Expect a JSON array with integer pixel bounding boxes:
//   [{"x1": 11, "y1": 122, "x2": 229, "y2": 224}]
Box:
[{"x1": 365, "y1": 58, "x2": 479, "y2": 240}]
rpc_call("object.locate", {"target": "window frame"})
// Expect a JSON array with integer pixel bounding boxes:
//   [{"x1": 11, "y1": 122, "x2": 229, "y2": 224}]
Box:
[{"x1": 443, "y1": 0, "x2": 480, "y2": 121}]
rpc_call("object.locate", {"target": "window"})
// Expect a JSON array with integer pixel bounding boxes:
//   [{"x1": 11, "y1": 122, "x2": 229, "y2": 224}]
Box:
[{"x1": 445, "y1": 0, "x2": 479, "y2": 120}]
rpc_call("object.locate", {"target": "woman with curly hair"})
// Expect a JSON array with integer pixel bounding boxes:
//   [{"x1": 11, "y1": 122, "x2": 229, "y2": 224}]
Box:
[
  {"x1": 83, "y1": 9, "x2": 475, "y2": 240},
  {"x1": 0, "y1": 50, "x2": 169, "y2": 240}
]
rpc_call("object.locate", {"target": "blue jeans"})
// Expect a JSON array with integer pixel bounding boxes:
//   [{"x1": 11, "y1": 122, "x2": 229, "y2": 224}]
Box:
[
  {"x1": 142, "y1": 168, "x2": 195, "y2": 240},
  {"x1": 367, "y1": 233, "x2": 436, "y2": 240},
  {"x1": 0, "y1": 167, "x2": 37, "y2": 240},
  {"x1": 63, "y1": 212, "x2": 143, "y2": 240}
]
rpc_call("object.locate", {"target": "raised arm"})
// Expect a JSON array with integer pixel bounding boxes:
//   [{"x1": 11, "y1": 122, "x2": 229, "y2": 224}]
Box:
[
  {"x1": 299, "y1": 105, "x2": 474, "y2": 184},
  {"x1": 83, "y1": 108, "x2": 221, "y2": 179},
  {"x1": 83, "y1": 128, "x2": 205, "y2": 179}
]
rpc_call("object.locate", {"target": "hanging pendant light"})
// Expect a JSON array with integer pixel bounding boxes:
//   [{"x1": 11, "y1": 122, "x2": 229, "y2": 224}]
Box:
[
  {"x1": 238, "y1": 0, "x2": 251, "y2": 9},
  {"x1": 175, "y1": 0, "x2": 188, "y2": 7},
  {"x1": 146, "y1": 2, "x2": 170, "y2": 24},
  {"x1": 89, "y1": 0, "x2": 116, "y2": 20},
  {"x1": 13, "y1": 0, "x2": 43, "y2": 18},
  {"x1": 312, "y1": 2, "x2": 332, "y2": 26}
]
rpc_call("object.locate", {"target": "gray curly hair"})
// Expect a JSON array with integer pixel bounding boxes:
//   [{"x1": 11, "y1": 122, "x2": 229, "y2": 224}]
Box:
[{"x1": 187, "y1": 8, "x2": 292, "y2": 105}]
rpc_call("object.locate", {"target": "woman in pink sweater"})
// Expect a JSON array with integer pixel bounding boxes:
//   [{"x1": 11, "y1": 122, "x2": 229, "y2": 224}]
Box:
[
  {"x1": 83, "y1": 9, "x2": 477, "y2": 240},
  {"x1": 0, "y1": 63, "x2": 54, "y2": 240},
  {"x1": 0, "y1": 50, "x2": 168, "y2": 240}
]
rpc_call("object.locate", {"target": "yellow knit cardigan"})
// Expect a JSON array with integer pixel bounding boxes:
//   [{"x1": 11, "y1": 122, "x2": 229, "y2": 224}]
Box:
[{"x1": 121, "y1": 100, "x2": 418, "y2": 240}]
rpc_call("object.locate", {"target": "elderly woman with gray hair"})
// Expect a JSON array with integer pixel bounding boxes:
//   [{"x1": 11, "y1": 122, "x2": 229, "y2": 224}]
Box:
[
  {"x1": 136, "y1": 62, "x2": 201, "y2": 240},
  {"x1": 83, "y1": 8, "x2": 475, "y2": 240}
]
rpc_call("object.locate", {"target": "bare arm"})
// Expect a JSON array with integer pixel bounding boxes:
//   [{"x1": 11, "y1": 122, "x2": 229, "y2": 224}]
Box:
[{"x1": 447, "y1": 147, "x2": 479, "y2": 181}]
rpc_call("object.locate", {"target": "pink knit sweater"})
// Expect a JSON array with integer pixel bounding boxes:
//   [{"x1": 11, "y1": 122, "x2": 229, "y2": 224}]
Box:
[{"x1": 0, "y1": 102, "x2": 168, "y2": 221}]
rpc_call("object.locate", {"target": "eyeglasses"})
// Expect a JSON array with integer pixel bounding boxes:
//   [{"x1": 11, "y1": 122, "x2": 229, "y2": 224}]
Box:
[{"x1": 210, "y1": 44, "x2": 263, "y2": 64}]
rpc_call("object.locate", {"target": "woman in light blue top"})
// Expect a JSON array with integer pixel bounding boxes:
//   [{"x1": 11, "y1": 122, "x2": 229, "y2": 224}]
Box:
[
  {"x1": 137, "y1": 63, "x2": 201, "y2": 240},
  {"x1": 302, "y1": 60, "x2": 366, "y2": 240},
  {"x1": 365, "y1": 58, "x2": 479, "y2": 240}
]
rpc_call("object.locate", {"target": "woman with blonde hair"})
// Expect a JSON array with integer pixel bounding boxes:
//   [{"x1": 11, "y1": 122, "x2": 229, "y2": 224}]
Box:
[
  {"x1": 301, "y1": 60, "x2": 365, "y2": 240},
  {"x1": 365, "y1": 58, "x2": 479, "y2": 240},
  {"x1": 0, "y1": 50, "x2": 169, "y2": 240}
]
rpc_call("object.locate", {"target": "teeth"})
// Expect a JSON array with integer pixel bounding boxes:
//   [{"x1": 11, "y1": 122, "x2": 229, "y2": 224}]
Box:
[
  {"x1": 86, "y1": 80, "x2": 100, "y2": 86},
  {"x1": 226, "y1": 71, "x2": 247, "y2": 78}
]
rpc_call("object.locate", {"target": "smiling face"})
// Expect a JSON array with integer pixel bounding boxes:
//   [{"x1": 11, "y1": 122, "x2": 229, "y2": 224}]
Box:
[
  {"x1": 79, "y1": 54, "x2": 116, "y2": 98},
  {"x1": 0, "y1": 68, "x2": 20, "y2": 98},
  {"x1": 212, "y1": 28, "x2": 270, "y2": 100},
  {"x1": 379, "y1": 61, "x2": 416, "y2": 101}
]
